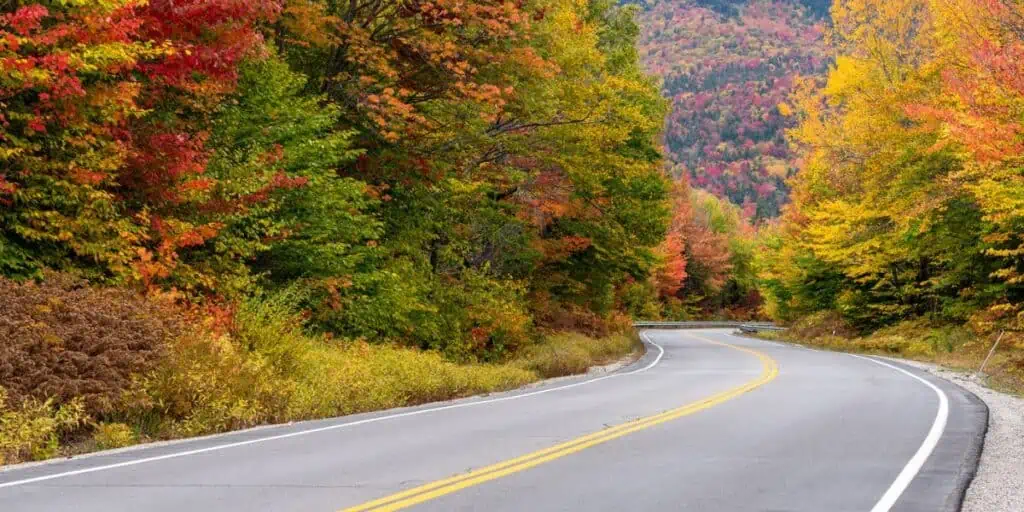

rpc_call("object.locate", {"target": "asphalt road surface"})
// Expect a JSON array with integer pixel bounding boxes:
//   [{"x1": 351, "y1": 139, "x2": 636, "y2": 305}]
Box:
[{"x1": 0, "y1": 329, "x2": 987, "y2": 512}]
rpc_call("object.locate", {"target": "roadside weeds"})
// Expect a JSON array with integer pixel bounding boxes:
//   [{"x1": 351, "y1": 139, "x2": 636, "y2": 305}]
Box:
[
  {"x1": 756, "y1": 322, "x2": 1024, "y2": 397},
  {"x1": 1, "y1": 331, "x2": 641, "y2": 467}
]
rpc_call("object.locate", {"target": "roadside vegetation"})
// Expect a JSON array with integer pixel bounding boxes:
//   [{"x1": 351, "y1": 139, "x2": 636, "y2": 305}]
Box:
[
  {"x1": 0, "y1": 273, "x2": 639, "y2": 465},
  {"x1": 760, "y1": 313, "x2": 1024, "y2": 396}
]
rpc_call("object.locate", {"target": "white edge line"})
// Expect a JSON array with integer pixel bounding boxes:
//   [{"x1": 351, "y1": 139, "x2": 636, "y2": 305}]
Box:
[
  {"x1": 0, "y1": 333, "x2": 665, "y2": 489},
  {"x1": 850, "y1": 354, "x2": 950, "y2": 512}
]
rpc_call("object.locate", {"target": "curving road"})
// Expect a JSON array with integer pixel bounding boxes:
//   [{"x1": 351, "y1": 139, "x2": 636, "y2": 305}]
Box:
[{"x1": 0, "y1": 329, "x2": 987, "y2": 511}]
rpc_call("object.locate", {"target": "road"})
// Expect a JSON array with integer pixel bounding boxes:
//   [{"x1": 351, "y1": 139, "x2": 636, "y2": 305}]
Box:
[{"x1": 0, "y1": 329, "x2": 987, "y2": 511}]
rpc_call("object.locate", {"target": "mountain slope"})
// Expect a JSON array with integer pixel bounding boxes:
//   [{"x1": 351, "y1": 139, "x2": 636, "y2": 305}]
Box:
[{"x1": 638, "y1": 0, "x2": 829, "y2": 219}]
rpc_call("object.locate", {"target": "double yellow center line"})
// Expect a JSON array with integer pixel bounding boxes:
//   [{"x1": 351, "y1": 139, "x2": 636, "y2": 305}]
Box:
[{"x1": 342, "y1": 334, "x2": 779, "y2": 512}]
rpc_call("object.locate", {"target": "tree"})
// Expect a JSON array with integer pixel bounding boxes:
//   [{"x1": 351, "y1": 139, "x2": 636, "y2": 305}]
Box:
[
  {"x1": 2, "y1": 0, "x2": 674, "y2": 360},
  {"x1": 0, "y1": 0, "x2": 281, "y2": 290},
  {"x1": 761, "y1": 0, "x2": 1021, "y2": 330}
]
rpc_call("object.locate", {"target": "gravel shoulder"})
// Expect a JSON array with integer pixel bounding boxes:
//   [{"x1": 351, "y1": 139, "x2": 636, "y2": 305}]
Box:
[{"x1": 890, "y1": 359, "x2": 1024, "y2": 512}]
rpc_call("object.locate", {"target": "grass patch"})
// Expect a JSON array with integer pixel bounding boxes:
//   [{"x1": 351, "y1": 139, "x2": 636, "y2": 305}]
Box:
[{"x1": 762, "y1": 314, "x2": 1024, "y2": 396}]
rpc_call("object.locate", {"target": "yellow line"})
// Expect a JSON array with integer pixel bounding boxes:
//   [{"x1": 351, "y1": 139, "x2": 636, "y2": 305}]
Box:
[{"x1": 341, "y1": 333, "x2": 778, "y2": 512}]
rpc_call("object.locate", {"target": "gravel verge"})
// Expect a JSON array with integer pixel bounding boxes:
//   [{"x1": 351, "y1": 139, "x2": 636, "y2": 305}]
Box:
[{"x1": 893, "y1": 359, "x2": 1024, "y2": 512}]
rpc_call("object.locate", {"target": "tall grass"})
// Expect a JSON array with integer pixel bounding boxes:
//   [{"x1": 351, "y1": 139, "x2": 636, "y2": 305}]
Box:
[
  {"x1": 124, "y1": 292, "x2": 538, "y2": 438},
  {"x1": 233, "y1": 292, "x2": 538, "y2": 418},
  {"x1": 513, "y1": 332, "x2": 641, "y2": 378}
]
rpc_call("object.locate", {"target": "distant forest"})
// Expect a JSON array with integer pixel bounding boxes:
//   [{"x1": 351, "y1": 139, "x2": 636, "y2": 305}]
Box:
[
  {"x1": 693, "y1": 0, "x2": 830, "y2": 17},
  {"x1": 638, "y1": 0, "x2": 830, "y2": 219}
]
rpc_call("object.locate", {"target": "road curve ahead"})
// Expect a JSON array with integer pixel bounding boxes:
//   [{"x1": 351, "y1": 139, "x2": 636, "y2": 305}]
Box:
[{"x1": 0, "y1": 329, "x2": 986, "y2": 512}]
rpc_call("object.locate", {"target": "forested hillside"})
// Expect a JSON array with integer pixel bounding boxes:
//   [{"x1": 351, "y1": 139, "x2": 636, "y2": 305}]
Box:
[
  {"x1": 756, "y1": 0, "x2": 1024, "y2": 389},
  {"x1": 0, "y1": 0, "x2": 708, "y2": 463},
  {"x1": 1, "y1": 0, "x2": 676, "y2": 351},
  {"x1": 638, "y1": 0, "x2": 828, "y2": 219}
]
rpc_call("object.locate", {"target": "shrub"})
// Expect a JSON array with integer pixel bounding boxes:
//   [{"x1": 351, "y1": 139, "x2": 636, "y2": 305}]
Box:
[
  {"x1": 539, "y1": 304, "x2": 618, "y2": 338},
  {"x1": 124, "y1": 330, "x2": 292, "y2": 438},
  {"x1": 785, "y1": 310, "x2": 857, "y2": 341},
  {"x1": 230, "y1": 293, "x2": 535, "y2": 418},
  {"x1": 2, "y1": 286, "x2": 641, "y2": 463},
  {"x1": 0, "y1": 387, "x2": 86, "y2": 464},
  {"x1": 116, "y1": 292, "x2": 536, "y2": 437},
  {"x1": 282, "y1": 341, "x2": 537, "y2": 417},
  {"x1": 620, "y1": 281, "x2": 662, "y2": 320},
  {"x1": 0, "y1": 273, "x2": 183, "y2": 415},
  {"x1": 92, "y1": 423, "x2": 137, "y2": 450}
]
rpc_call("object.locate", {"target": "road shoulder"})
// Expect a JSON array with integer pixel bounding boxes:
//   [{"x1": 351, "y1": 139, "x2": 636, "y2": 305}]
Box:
[
  {"x1": 735, "y1": 331, "x2": 992, "y2": 512},
  {"x1": 892, "y1": 359, "x2": 1024, "y2": 512}
]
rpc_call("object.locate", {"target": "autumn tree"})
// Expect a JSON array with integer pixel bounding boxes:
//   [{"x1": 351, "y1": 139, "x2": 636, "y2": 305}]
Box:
[
  {"x1": 913, "y1": 0, "x2": 1024, "y2": 331},
  {"x1": 2, "y1": 0, "x2": 674, "y2": 360},
  {"x1": 760, "y1": 0, "x2": 1022, "y2": 331},
  {"x1": 270, "y1": 0, "x2": 671, "y2": 346},
  {"x1": 0, "y1": 0, "x2": 283, "y2": 291}
]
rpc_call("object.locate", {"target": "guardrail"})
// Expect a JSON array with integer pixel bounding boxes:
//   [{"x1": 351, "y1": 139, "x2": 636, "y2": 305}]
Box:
[
  {"x1": 633, "y1": 321, "x2": 785, "y2": 333},
  {"x1": 737, "y1": 324, "x2": 786, "y2": 333}
]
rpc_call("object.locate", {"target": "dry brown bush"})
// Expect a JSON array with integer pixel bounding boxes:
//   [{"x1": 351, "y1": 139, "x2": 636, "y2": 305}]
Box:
[{"x1": 0, "y1": 273, "x2": 182, "y2": 415}]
